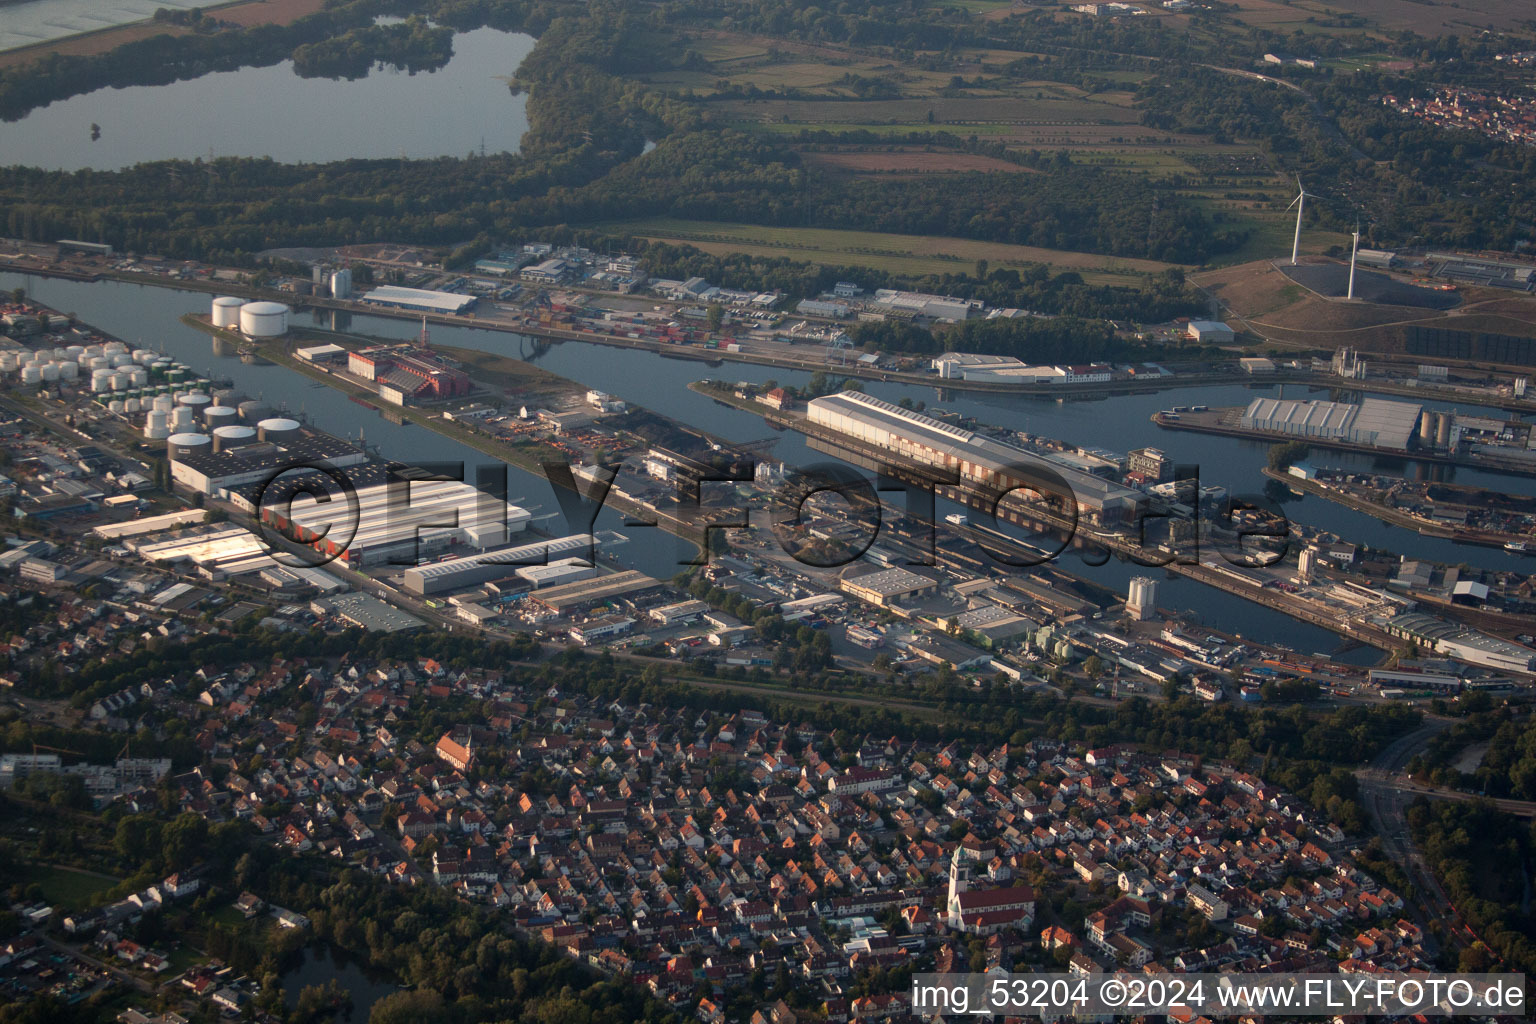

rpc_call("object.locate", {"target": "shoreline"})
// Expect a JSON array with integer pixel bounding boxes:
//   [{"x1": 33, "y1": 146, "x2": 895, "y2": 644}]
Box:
[{"x1": 14, "y1": 258, "x2": 1536, "y2": 412}]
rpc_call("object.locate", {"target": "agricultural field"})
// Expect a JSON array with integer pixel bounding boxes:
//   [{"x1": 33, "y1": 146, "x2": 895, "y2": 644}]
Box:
[
  {"x1": 796, "y1": 147, "x2": 1034, "y2": 174},
  {"x1": 595, "y1": 217, "x2": 1182, "y2": 284}
]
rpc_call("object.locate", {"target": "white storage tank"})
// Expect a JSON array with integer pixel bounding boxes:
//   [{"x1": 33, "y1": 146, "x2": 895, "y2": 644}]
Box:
[
  {"x1": 132, "y1": 348, "x2": 153, "y2": 364},
  {"x1": 178, "y1": 392, "x2": 212, "y2": 413},
  {"x1": 127, "y1": 369, "x2": 148, "y2": 388},
  {"x1": 168, "y1": 432, "x2": 212, "y2": 458},
  {"x1": 239, "y1": 301, "x2": 289, "y2": 338},
  {"x1": 238, "y1": 400, "x2": 273, "y2": 422},
  {"x1": 108, "y1": 400, "x2": 125, "y2": 414},
  {"x1": 83, "y1": 345, "x2": 103, "y2": 360},
  {"x1": 57, "y1": 361, "x2": 78, "y2": 380},
  {"x1": 20, "y1": 365, "x2": 42, "y2": 385},
  {"x1": 66, "y1": 345, "x2": 85, "y2": 359},
  {"x1": 257, "y1": 417, "x2": 302, "y2": 444},
  {"x1": 91, "y1": 369, "x2": 114, "y2": 392},
  {"x1": 144, "y1": 410, "x2": 170, "y2": 440},
  {"x1": 203, "y1": 405, "x2": 238, "y2": 430},
  {"x1": 110, "y1": 372, "x2": 128, "y2": 391},
  {"x1": 124, "y1": 398, "x2": 141, "y2": 414},
  {"x1": 103, "y1": 341, "x2": 127, "y2": 355},
  {"x1": 212, "y1": 424, "x2": 258, "y2": 452},
  {"x1": 211, "y1": 296, "x2": 246, "y2": 329},
  {"x1": 171, "y1": 407, "x2": 195, "y2": 432},
  {"x1": 0, "y1": 352, "x2": 17, "y2": 373},
  {"x1": 40, "y1": 363, "x2": 60, "y2": 382},
  {"x1": 152, "y1": 394, "x2": 174, "y2": 413}
]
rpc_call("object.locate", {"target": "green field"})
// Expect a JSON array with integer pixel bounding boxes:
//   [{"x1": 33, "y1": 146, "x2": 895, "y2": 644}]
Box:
[
  {"x1": 25, "y1": 865, "x2": 122, "y2": 909},
  {"x1": 594, "y1": 217, "x2": 1180, "y2": 283}
]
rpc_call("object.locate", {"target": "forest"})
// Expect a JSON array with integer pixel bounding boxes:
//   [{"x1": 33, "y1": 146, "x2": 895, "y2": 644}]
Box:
[
  {"x1": 291, "y1": 17, "x2": 455, "y2": 81},
  {"x1": 1408, "y1": 798, "x2": 1536, "y2": 976}
]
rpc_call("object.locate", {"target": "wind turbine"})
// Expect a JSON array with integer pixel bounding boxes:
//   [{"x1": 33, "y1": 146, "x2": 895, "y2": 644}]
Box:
[
  {"x1": 1347, "y1": 221, "x2": 1361, "y2": 300},
  {"x1": 1286, "y1": 178, "x2": 1318, "y2": 265}
]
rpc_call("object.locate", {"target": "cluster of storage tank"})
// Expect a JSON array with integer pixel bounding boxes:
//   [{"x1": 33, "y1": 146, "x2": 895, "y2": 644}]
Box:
[
  {"x1": 210, "y1": 296, "x2": 290, "y2": 337},
  {"x1": 1417, "y1": 410, "x2": 1454, "y2": 448},
  {"x1": 0, "y1": 345, "x2": 81, "y2": 386},
  {"x1": 150, "y1": 385, "x2": 300, "y2": 454},
  {"x1": 0, "y1": 339, "x2": 215, "y2": 401}
]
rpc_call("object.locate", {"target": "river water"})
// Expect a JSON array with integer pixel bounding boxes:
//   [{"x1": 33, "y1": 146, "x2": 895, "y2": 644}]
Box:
[
  {"x1": 0, "y1": 27, "x2": 534, "y2": 170},
  {"x1": 4, "y1": 270, "x2": 1530, "y2": 657}
]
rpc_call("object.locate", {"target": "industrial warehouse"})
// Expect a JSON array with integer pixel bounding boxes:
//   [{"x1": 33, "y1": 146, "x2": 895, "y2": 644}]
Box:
[
  {"x1": 805, "y1": 391, "x2": 1145, "y2": 525},
  {"x1": 360, "y1": 285, "x2": 478, "y2": 315},
  {"x1": 1239, "y1": 396, "x2": 1424, "y2": 451},
  {"x1": 401, "y1": 532, "x2": 627, "y2": 596},
  {"x1": 257, "y1": 473, "x2": 532, "y2": 567}
]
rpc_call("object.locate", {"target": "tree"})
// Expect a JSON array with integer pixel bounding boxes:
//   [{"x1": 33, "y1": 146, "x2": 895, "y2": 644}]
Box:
[{"x1": 1267, "y1": 441, "x2": 1311, "y2": 471}]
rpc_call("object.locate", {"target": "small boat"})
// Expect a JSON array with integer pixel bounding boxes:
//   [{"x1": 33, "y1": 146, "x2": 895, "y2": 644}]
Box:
[{"x1": 1505, "y1": 540, "x2": 1527, "y2": 554}]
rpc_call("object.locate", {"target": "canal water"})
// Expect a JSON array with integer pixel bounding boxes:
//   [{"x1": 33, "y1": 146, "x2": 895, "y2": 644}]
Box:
[
  {"x1": 0, "y1": 27, "x2": 535, "y2": 170},
  {"x1": 4, "y1": 271, "x2": 1528, "y2": 658},
  {"x1": 281, "y1": 944, "x2": 397, "y2": 1023}
]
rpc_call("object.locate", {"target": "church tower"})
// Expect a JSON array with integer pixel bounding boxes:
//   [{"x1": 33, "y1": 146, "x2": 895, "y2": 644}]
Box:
[{"x1": 947, "y1": 846, "x2": 971, "y2": 929}]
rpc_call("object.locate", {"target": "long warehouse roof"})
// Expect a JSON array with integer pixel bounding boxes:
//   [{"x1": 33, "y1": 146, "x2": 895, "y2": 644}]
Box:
[{"x1": 808, "y1": 391, "x2": 1142, "y2": 509}]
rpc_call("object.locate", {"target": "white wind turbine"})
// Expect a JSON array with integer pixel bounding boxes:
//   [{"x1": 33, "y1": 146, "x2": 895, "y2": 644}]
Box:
[
  {"x1": 1347, "y1": 221, "x2": 1361, "y2": 300},
  {"x1": 1286, "y1": 178, "x2": 1319, "y2": 265}
]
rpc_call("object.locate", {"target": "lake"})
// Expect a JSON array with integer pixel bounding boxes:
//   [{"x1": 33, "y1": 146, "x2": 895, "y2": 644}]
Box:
[
  {"x1": 282, "y1": 944, "x2": 398, "y2": 1023},
  {"x1": 0, "y1": 26, "x2": 534, "y2": 170}
]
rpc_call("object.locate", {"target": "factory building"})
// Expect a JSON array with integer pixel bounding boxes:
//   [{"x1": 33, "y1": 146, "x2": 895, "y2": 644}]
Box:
[
  {"x1": 840, "y1": 566, "x2": 939, "y2": 608},
  {"x1": 1239, "y1": 397, "x2": 1422, "y2": 451},
  {"x1": 360, "y1": 285, "x2": 478, "y2": 315},
  {"x1": 806, "y1": 391, "x2": 1145, "y2": 526},
  {"x1": 1375, "y1": 611, "x2": 1535, "y2": 673},
  {"x1": 1185, "y1": 320, "x2": 1234, "y2": 344},
  {"x1": 871, "y1": 289, "x2": 975, "y2": 321},
  {"x1": 347, "y1": 347, "x2": 470, "y2": 399},
  {"x1": 401, "y1": 533, "x2": 621, "y2": 596},
  {"x1": 169, "y1": 432, "x2": 368, "y2": 496},
  {"x1": 531, "y1": 570, "x2": 665, "y2": 616},
  {"x1": 259, "y1": 476, "x2": 531, "y2": 568},
  {"x1": 311, "y1": 593, "x2": 423, "y2": 633}
]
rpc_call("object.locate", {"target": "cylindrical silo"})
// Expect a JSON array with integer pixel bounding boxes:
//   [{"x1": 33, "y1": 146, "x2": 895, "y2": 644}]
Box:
[
  {"x1": 257, "y1": 417, "x2": 301, "y2": 444},
  {"x1": 238, "y1": 301, "x2": 289, "y2": 338},
  {"x1": 110, "y1": 372, "x2": 128, "y2": 391},
  {"x1": 91, "y1": 369, "x2": 113, "y2": 392},
  {"x1": 124, "y1": 398, "x2": 141, "y2": 414},
  {"x1": 171, "y1": 407, "x2": 195, "y2": 432},
  {"x1": 238, "y1": 400, "x2": 273, "y2": 422},
  {"x1": 20, "y1": 366, "x2": 42, "y2": 386},
  {"x1": 203, "y1": 405, "x2": 238, "y2": 431},
  {"x1": 65, "y1": 345, "x2": 84, "y2": 360},
  {"x1": 152, "y1": 394, "x2": 174, "y2": 413},
  {"x1": 57, "y1": 361, "x2": 78, "y2": 380},
  {"x1": 1418, "y1": 413, "x2": 1434, "y2": 444},
  {"x1": 144, "y1": 410, "x2": 170, "y2": 440},
  {"x1": 167, "y1": 432, "x2": 212, "y2": 459},
  {"x1": 1436, "y1": 413, "x2": 1451, "y2": 446},
  {"x1": 212, "y1": 424, "x2": 257, "y2": 452},
  {"x1": 40, "y1": 363, "x2": 59, "y2": 382},
  {"x1": 211, "y1": 296, "x2": 246, "y2": 329}
]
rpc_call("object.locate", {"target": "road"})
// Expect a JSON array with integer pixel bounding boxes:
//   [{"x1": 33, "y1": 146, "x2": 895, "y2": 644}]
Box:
[{"x1": 1354, "y1": 717, "x2": 1473, "y2": 952}]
